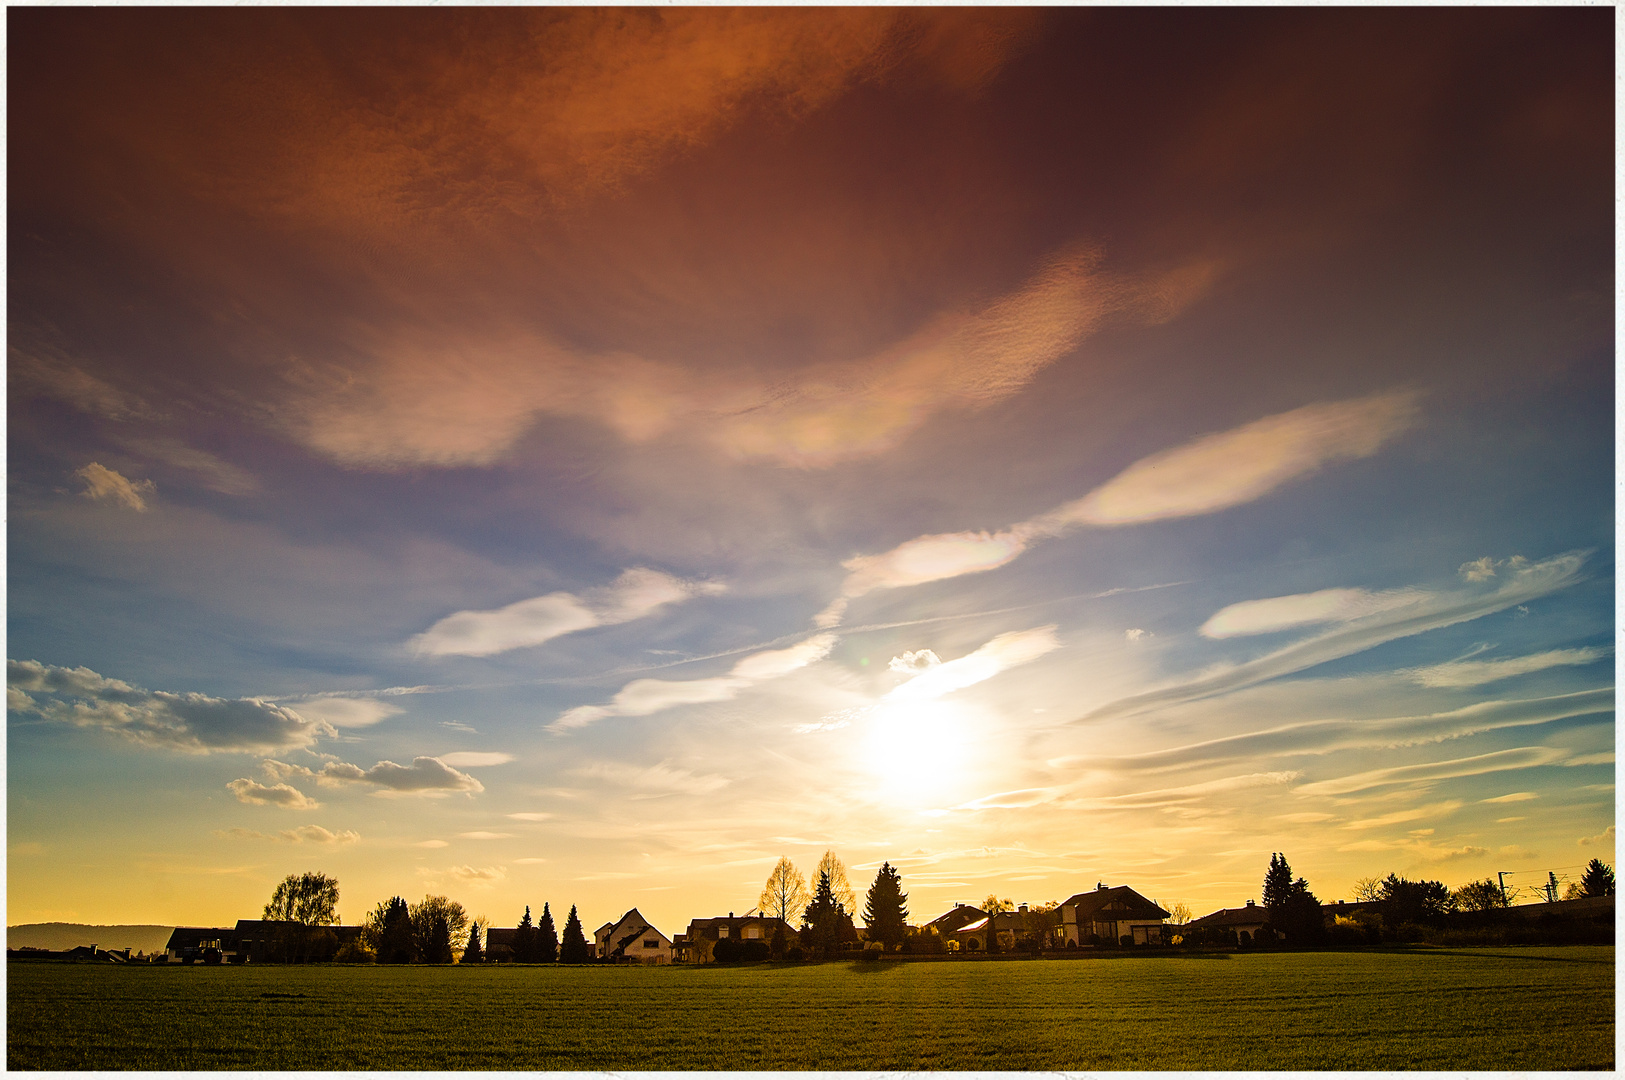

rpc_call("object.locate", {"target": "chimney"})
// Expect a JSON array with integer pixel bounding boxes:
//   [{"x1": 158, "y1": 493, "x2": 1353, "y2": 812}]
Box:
[
  {"x1": 728, "y1": 912, "x2": 734, "y2": 919},
  {"x1": 1097, "y1": 882, "x2": 1105, "y2": 890},
  {"x1": 1018, "y1": 904, "x2": 1028, "y2": 913},
  {"x1": 1245, "y1": 900, "x2": 1255, "y2": 907}
]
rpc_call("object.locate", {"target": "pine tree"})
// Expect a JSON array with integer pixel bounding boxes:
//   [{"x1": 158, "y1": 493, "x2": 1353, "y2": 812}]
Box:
[
  {"x1": 426, "y1": 913, "x2": 453, "y2": 964},
  {"x1": 514, "y1": 904, "x2": 536, "y2": 963},
  {"x1": 862, "y1": 862, "x2": 909, "y2": 952},
  {"x1": 379, "y1": 896, "x2": 416, "y2": 964},
  {"x1": 1262, "y1": 853, "x2": 1294, "y2": 913},
  {"x1": 559, "y1": 904, "x2": 590, "y2": 963},
  {"x1": 462, "y1": 923, "x2": 483, "y2": 963},
  {"x1": 1580, "y1": 858, "x2": 1615, "y2": 897},
  {"x1": 800, "y1": 870, "x2": 850, "y2": 959},
  {"x1": 537, "y1": 902, "x2": 559, "y2": 962}
]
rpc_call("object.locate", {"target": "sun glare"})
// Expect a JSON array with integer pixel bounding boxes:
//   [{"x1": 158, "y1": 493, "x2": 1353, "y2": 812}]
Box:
[{"x1": 863, "y1": 698, "x2": 974, "y2": 804}]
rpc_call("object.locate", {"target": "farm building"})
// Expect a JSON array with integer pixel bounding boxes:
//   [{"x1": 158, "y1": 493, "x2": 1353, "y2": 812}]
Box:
[
  {"x1": 1057, "y1": 884, "x2": 1172, "y2": 946},
  {"x1": 594, "y1": 908, "x2": 673, "y2": 964}
]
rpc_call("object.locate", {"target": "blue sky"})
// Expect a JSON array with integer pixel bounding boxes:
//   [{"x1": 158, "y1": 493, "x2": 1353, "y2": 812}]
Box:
[{"x1": 7, "y1": 8, "x2": 1613, "y2": 933}]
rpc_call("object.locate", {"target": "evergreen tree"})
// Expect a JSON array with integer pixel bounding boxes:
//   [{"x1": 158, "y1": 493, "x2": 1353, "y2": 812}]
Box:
[
  {"x1": 462, "y1": 923, "x2": 483, "y2": 963},
  {"x1": 800, "y1": 869, "x2": 850, "y2": 959},
  {"x1": 514, "y1": 904, "x2": 537, "y2": 963},
  {"x1": 862, "y1": 862, "x2": 909, "y2": 951},
  {"x1": 1262, "y1": 853, "x2": 1294, "y2": 912},
  {"x1": 425, "y1": 913, "x2": 453, "y2": 964},
  {"x1": 769, "y1": 922, "x2": 790, "y2": 961},
  {"x1": 378, "y1": 896, "x2": 416, "y2": 964},
  {"x1": 1580, "y1": 858, "x2": 1615, "y2": 897},
  {"x1": 559, "y1": 904, "x2": 591, "y2": 963},
  {"x1": 537, "y1": 902, "x2": 559, "y2": 963},
  {"x1": 1262, "y1": 854, "x2": 1324, "y2": 944}
]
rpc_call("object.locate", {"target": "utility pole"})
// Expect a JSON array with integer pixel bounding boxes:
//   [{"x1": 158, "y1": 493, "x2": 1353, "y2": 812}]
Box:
[
  {"x1": 1545, "y1": 871, "x2": 1559, "y2": 903},
  {"x1": 1496, "y1": 872, "x2": 1510, "y2": 906}
]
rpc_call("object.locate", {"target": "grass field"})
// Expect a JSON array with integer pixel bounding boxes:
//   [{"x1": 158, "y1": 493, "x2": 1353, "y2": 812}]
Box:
[{"x1": 8, "y1": 947, "x2": 1614, "y2": 1070}]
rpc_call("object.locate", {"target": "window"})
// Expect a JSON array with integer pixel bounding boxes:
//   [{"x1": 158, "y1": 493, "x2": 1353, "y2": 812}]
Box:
[
  {"x1": 717, "y1": 926, "x2": 729, "y2": 937},
  {"x1": 743, "y1": 926, "x2": 761, "y2": 939},
  {"x1": 644, "y1": 939, "x2": 658, "y2": 949}
]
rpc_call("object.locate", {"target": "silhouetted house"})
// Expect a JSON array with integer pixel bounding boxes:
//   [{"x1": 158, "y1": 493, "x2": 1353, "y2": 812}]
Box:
[
  {"x1": 482, "y1": 927, "x2": 519, "y2": 962},
  {"x1": 676, "y1": 913, "x2": 797, "y2": 962},
  {"x1": 1058, "y1": 884, "x2": 1172, "y2": 945},
  {"x1": 163, "y1": 921, "x2": 359, "y2": 963},
  {"x1": 1186, "y1": 900, "x2": 1270, "y2": 943},
  {"x1": 594, "y1": 908, "x2": 673, "y2": 964}
]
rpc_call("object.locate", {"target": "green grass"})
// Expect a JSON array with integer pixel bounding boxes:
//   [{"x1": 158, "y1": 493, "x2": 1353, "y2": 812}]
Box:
[{"x1": 8, "y1": 947, "x2": 1614, "y2": 1070}]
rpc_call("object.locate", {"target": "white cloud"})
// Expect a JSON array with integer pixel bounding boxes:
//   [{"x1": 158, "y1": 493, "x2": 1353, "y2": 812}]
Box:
[
  {"x1": 226, "y1": 778, "x2": 319, "y2": 809},
  {"x1": 1084, "y1": 552, "x2": 1588, "y2": 721},
  {"x1": 288, "y1": 697, "x2": 404, "y2": 729},
  {"x1": 1295, "y1": 747, "x2": 1570, "y2": 797},
  {"x1": 1043, "y1": 391, "x2": 1419, "y2": 527},
  {"x1": 1459, "y1": 556, "x2": 1498, "y2": 582},
  {"x1": 1340, "y1": 801, "x2": 1463, "y2": 830},
  {"x1": 1199, "y1": 587, "x2": 1419, "y2": 639},
  {"x1": 550, "y1": 632, "x2": 837, "y2": 732},
  {"x1": 886, "y1": 626, "x2": 1059, "y2": 702},
  {"x1": 1405, "y1": 646, "x2": 1611, "y2": 688},
  {"x1": 411, "y1": 567, "x2": 724, "y2": 657},
  {"x1": 8, "y1": 660, "x2": 335, "y2": 755},
  {"x1": 76, "y1": 462, "x2": 156, "y2": 511},
  {"x1": 1579, "y1": 826, "x2": 1615, "y2": 847},
  {"x1": 506, "y1": 812, "x2": 553, "y2": 822},
  {"x1": 414, "y1": 840, "x2": 449, "y2": 849},
  {"x1": 889, "y1": 649, "x2": 942, "y2": 674},
  {"x1": 821, "y1": 391, "x2": 1417, "y2": 622},
  {"x1": 437, "y1": 752, "x2": 516, "y2": 768},
  {"x1": 447, "y1": 865, "x2": 507, "y2": 886},
  {"x1": 456, "y1": 831, "x2": 514, "y2": 840},
  {"x1": 120, "y1": 437, "x2": 259, "y2": 496},
  {"x1": 1480, "y1": 792, "x2": 1538, "y2": 804},
  {"x1": 265, "y1": 754, "x2": 483, "y2": 795},
  {"x1": 219, "y1": 825, "x2": 358, "y2": 844},
  {"x1": 1124, "y1": 629, "x2": 1152, "y2": 642}
]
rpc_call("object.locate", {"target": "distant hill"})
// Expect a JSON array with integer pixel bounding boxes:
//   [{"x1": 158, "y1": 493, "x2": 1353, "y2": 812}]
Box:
[{"x1": 9, "y1": 923, "x2": 176, "y2": 953}]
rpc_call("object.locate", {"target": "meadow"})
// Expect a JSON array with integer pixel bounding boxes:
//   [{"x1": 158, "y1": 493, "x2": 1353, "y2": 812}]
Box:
[{"x1": 8, "y1": 947, "x2": 1613, "y2": 1071}]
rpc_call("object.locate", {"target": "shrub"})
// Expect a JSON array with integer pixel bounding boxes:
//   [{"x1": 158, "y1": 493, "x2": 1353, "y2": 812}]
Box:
[
  {"x1": 1065, "y1": 939, "x2": 1077, "y2": 949},
  {"x1": 712, "y1": 938, "x2": 743, "y2": 963},
  {"x1": 1119, "y1": 935, "x2": 1134, "y2": 948},
  {"x1": 786, "y1": 946, "x2": 806, "y2": 962},
  {"x1": 741, "y1": 940, "x2": 770, "y2": 962},
  {"x1": 333, "y1": 940, "x2": 373, "y2": 964}
]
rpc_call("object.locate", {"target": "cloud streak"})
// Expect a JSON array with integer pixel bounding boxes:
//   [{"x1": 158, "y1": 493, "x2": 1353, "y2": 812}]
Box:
[
  {"x1": 411, "y1": 568, "x2": 725, "y2": 657},
  {"x1": 226, "y1": 778, "x2": 318, "y2": 809},
  {"x1": 1296, "y1": 747, "x2": 1571, "y2": 796},
  {"x1": 886, "y1": 626, "x2": 1059, "y2": 702},
  {"x1": 264, "y1": 756, "x2": 483, "y2": 795},
  {"x1": 1081, "y1": 552, "x2": 1587, "y2": 721},
  {"x1": 550, "y1": 632, "x2": 837, "y2": 732},
  {"x1": 8, "y1": 660, "x2": 334, "y2": 755},
  {"x1": 818, "y1": 391, "x2": 1418, "y2": 625},
  {"x1": 1404, "y1": 646, "x2": 1611, "y2": 688}
]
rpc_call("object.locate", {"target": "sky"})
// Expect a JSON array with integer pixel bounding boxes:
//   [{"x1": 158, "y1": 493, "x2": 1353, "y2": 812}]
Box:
[{"x1": 6, "y1": 8, "x2": 1614, "y2": 935}]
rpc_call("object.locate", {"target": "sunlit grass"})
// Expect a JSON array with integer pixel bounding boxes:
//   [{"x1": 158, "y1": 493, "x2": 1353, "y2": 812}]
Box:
[{"x1": 8, "y1": 947, "x2": 1613, "y2": 1070}]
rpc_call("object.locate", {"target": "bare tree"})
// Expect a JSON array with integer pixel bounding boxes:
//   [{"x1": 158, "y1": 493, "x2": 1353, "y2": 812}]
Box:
[
  {"x1": 759, "y1": 857, "x2": 810, "y2": 925},
  {"x1": 817, "y1": 850, "x2": 855, "y2": 915},
  {"x1": 1351, "y1": 876, "x2": 1384, "y2": 903},
  {"x1": 1166, "y1": 901, "x2": 1193, "y2": 925}
]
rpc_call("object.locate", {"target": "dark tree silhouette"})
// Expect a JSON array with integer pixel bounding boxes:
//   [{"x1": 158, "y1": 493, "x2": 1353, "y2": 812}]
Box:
[
  {"x1": 1580, "y1": 858, "x2": 1615, "y2": 897},
  {"x1": 1379, "y1": 873, "x2": 1456, "y2": 927},
  {"x1": 862, "y1": 862, "x2": 909, "y2": 952},
  {"x1": 800, "y1": 870, "x2": 853, "y2": 959},
  {"x1": 1262, "y1": 854, "x2": 1324, "y2": 945},
  {"x1": 770, "y1": 922, "x2": 790, "y2": 960},
  {"x1": 377, "y1": 896, "x2": 416, "y2": 964},
  {"x1": 462, "y1": 923, "x2": 483, "y2": 963},
  {"x1": 538, "y1": 902, "x2": 559, "y2": 963},
  {"x1": 560, "y1": 904, "x2": 591, "y2": 963},
  {"x1": 514, "y1": 905, "x2": 537, "y2": 963},
  {"x1": 1454, "y1": 879, "x2": 1509, "y2": 911}
]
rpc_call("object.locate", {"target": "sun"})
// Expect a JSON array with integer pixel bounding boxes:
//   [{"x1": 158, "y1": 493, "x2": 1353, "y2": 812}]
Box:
[{"x1": 862, "y1": 698, "x2": 975, "y2": 805}]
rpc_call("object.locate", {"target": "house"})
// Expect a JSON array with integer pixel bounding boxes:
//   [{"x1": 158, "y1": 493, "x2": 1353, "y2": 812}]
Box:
[
  {"x1": 676, "y1": 912, "x2": 798, "y2": 962},
  {"x1": 924, "y1": 903, "x2": 1064, "y2": 951},
  {"x1": 594, "y1": 908, "x2": 673, "y2": 964},
  {"x1": 163, "y1": 920, "x2": 361, "y2": 963},
  {"x1": 1057, "y1": 884, "x2": 1172, "y2": 946},
  {"x1": 924, "y1": 904, "x2": 995, "y2": 950},
  {"x1": 1185, "y1": 900, "x2": 1271, "y2": 943}
]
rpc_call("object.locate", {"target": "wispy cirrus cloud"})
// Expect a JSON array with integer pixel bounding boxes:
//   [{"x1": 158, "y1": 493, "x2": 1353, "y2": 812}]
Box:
[
  {"x1": 817, "y1": 391, "x2": 1418, "y2": 626},
  {"x1": 1199, "y1": 587, "x2": 1420, "y2": 638},
  {"x1": 1403, "y1": 646, "x2": 1611, "y2": 688},
  {"x1": 1082, "y1": 551, "x2": 1587, "y2": 721},
  {"x1": 886, "y1": 626, "x2": 1059, "y2": 702},
  {"x1": 1295, "y1": 747, "x2": 1570, "y2": 797},
  {"x1": 286, "y1": 697, "x2": 404, "y2": 729},
  {"x1": 76, "y1": 463, "x2": 155, "y2": 512},
  {"x1": 294, "y1": 249, "x2": 1213, "y2": 472},
  {"x1": 8, "y1": 660, "x2": 334, "y2": 755},
  {"x1": 411, "y1": 567, "x2": 725, "y2": 658},
  {"x1": 550, "y1": 632, "x2": 837, "y2": 732},
  {"x1": 438, "y1": 752, "x2": 516, "y2": 768}
]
